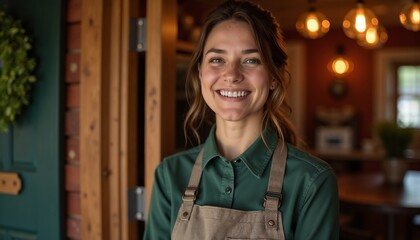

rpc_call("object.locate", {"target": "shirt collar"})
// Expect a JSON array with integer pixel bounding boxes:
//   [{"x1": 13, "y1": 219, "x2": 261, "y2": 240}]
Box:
[
  {"x1": 201, "y1": 124, "x2": 279, "y2": 179},
  {"x1": 201, "y1": 125, "x2": 220, "y2": 168}
]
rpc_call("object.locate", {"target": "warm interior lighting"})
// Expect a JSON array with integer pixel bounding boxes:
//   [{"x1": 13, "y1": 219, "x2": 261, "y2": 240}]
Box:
[
  {"x1": 399, "y1": 0, "x2": 420, "y2": 32},
  {"x1": 296, "y1": 7, "x2": 330, "y2": 39},
  {"x1": 357, "y1": 24, "x2": 388, "y2": 49},
  {"x1": 328, "y1": 46, "x2": 353, "y2": 78},
  {"x1": 343, "y1": 0, "x2": 378, "y2": 40},
  {"x1": 307, "y1": 14, "x2": 320, "y2": 32},
  {"x1": 332, "y1": 57, "x2": 350, "y2": 75},
  {"x1": 355, "y1": 9, "x2": 367, "y2": 32}
]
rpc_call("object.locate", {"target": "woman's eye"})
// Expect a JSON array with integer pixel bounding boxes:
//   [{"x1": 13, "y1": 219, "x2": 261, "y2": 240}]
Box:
[
  {"x1": 244, "y1": 58, "x2": 261, "y2": 65},
  {"x1": 209, "y1": 58, "x2": 224, "y2": 64}
]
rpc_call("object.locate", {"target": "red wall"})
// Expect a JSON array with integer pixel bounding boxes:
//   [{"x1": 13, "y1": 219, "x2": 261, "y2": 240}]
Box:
[{"x1": 284, "y1": 27, "x2": 420, "y2": 147}]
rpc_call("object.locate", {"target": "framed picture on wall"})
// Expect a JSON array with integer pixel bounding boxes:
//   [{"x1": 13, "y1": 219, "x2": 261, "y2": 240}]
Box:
[{"x1": 315, "y1": 126, "x2": 354, "y2": 153}]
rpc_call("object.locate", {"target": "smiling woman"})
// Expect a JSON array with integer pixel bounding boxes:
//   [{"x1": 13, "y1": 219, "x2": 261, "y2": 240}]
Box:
[
  {"x1": 144, "y1": 1, "x2": 339, "y2": 239},
  {"x1": 0, "y1": 7, "x2": 36, "y2": 132}
]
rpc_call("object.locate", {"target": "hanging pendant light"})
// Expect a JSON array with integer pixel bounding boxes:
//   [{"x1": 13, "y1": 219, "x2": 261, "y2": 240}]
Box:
[
  {"x1": 296, "y1": 1, "x2": 330, "y2": 39},
  {"x1": 327, "y1": 45, "x2": 353, "y2": 78},
  {"x1": 327, "y1": 45, "x2": 353, "y2": 98},
  {"x1": 342, "y1": 0, "x2": 378, "y2": 40},
  {"x1": 399, "y1": 0, "x2": 420, "y2": 32},
  {"x1": 357, "y1": 23, "x2": 388, "y2": 49}
]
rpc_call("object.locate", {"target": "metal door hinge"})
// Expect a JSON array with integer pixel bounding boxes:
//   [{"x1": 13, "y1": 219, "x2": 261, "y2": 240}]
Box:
[
  {"x1": 129, "y1": 18, "x2": 146, "y2": 52},
  {"x1": 128, "y1": 186, "x2": 146, "y2": 221}
]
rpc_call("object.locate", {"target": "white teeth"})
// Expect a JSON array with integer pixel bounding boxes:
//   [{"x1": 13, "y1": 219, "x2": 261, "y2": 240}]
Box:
[{"x1": 219, "y1": 90, "x2": 247, "y2": 98}]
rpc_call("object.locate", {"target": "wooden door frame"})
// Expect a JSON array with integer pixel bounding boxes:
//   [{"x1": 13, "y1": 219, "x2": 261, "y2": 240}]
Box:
[
  {"x1": 80, "y1": 0, "x2": 139, "y2": 239},
  {"x1": 80, "y1": 0, "x2": 176, "y2": 239},
  {"x1": 144, "y1": 0, "x2": 177, "y2": 216}
]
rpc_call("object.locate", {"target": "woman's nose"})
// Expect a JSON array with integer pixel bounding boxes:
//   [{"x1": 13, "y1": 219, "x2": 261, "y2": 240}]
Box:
[{"x1": 223, "y1": 62, "x2": 242, "y2": 83}]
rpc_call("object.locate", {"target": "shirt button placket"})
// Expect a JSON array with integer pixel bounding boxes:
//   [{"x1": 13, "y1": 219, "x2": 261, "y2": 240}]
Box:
[{"x1": 220, "y1": 158, "x2": 235, "y2": 207}]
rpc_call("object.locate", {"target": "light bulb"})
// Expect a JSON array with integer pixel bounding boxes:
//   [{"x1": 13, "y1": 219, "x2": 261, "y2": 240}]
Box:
[
  {"x1": 355, "y1": 9, "x2": 367, "y2": 32},
  {"x1": 399, "y1": 0, "x2": 420, "y2": 31},
  {"x1": 332, "y1": 58, "x2": 349, "y2": 75},
  {"x1": 296, "y1": 8, "x2": 330, "y2": 39},
  {"x1": 357, "y1": 24, "x2": 388, "y2": 49},
  {"x1": 307, "y1": 14, "x2": 320, "y2": 32},
  {"x1": 328, "y1": 46, "x2": 353, "y2": 78},
  {"x1": 343, "y1": 2, "x2": 378, "y2": 40}
]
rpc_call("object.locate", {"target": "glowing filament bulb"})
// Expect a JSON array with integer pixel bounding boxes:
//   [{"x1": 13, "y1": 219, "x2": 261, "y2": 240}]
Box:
[
  {"x1": 411, "y1": 6, "x2": 420, "y2": 23},
  {"x1": 307, "y1": 14, "x2": 320, "y2": 32},
  {"x1": 332, "y1": 58, "x2": 349, "y2": 75},
  {"x1": 399, "y1": 1, "x2": 420, "y2": 31},
  {"x1": 355, "y1": 10, "x2": 367, "y2": 32},
  {"x1": 365, "y1": 27, "x2": 378, "y2": 44}
]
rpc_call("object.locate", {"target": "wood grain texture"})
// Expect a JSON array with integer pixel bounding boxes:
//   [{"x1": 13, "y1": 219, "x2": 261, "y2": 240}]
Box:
[
  {"x1": 80, "y1": 0, "x2": 106, "y2": 238},
  {"x1": 79, "y1": 0, "x2": 141, "y2": 238},
  {"x1": 145, "y1": 0, "x2": 177, "y2": 217},
  {"x1": 116, "y1": 0, "x2": 140, "y2": 238}
]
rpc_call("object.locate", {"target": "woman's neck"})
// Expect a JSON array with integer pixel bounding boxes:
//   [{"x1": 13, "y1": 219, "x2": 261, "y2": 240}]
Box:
[{"x1": 215, "y1": 117, "x2": 262, "y2": 161}]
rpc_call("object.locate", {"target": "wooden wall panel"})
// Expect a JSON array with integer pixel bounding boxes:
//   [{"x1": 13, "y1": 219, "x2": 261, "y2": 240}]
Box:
[
  {"x1": 145, "y1": 0, "x2": 177, "y2": 216},
  {"x1": 80, "y1": 0, "x2": 108, "y2": 238}
]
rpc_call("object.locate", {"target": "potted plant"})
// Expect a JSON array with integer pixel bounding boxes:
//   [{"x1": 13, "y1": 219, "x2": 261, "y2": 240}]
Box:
[{"x1": 376, "y1": 121, "x2": 414, "y2": 184}]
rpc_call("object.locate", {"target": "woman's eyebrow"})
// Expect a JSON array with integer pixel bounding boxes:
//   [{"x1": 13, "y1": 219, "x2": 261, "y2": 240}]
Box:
[
  {"x1": 205, "y1": 48, "x2": 225, "y2": 56},
  {"x1": 204, "y1": 48, "x2": 259, "y2": 56}
]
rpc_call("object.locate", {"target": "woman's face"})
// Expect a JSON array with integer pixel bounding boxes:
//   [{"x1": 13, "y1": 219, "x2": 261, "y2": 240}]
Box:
[{"x1": 199, "y1": 20, "x2": 273, "y2": 123}]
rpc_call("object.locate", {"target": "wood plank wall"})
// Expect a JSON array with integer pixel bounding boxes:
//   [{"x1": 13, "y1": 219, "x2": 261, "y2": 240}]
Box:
[{"x1": 65, "y1": 0, "x2": 82, "y2": 238}]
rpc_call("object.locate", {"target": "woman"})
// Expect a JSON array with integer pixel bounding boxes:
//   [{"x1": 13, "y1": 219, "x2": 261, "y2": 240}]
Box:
[{"x1": 144, "y1": 0, "x2": 339, "y2": 239}]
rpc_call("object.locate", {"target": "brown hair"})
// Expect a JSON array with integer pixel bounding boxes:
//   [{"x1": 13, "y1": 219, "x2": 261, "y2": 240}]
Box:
[{"x1": 183, "y1": 0, "x2": 297, "y2": 146}]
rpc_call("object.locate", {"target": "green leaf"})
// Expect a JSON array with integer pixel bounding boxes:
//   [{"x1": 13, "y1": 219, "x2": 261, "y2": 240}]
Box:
[{"x1": 0, "y1": 7, "x2": 37, "y2": 132}]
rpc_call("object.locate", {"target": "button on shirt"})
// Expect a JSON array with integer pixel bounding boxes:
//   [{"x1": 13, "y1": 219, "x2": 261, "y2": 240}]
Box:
[{"x1": 143, "y1": 125, "x2": 339, "y2": 240}]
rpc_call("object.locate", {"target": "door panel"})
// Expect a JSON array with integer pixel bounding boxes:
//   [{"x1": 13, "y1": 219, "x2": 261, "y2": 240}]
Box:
[{"x1": 0, "y1": 0, "x2": 63, "y2": 239}]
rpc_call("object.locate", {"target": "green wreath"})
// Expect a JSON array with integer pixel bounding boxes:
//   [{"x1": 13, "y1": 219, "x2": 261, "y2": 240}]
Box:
[{"x1": 0, "y1": 7, "x2": 36, "y2": 133}]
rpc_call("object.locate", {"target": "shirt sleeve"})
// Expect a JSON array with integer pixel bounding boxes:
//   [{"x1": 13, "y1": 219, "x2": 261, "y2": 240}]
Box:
[
  {"x1": 294, "y1": 168, "x2": 340, "y2": 240},
  {"x1": 143, "y1": 163, "x2": 172, "y2": 240}
]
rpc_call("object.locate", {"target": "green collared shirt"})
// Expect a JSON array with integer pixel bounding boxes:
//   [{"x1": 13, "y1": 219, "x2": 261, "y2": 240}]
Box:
[{"x1": 144, "y1": 126, "x2": 339, "y2": 239}]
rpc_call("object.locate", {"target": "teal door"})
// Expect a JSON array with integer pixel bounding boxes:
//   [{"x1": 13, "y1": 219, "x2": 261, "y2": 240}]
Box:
[{"x1": 0, "y1": 0, "x2": 63, "y2": 239}]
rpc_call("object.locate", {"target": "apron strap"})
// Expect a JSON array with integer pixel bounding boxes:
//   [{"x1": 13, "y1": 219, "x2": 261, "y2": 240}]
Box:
[
  {"x1": 180, "y1": 149, "x2": 204, "y2": 221},
  {"x1": 180, "y1": 140, "x2": 288, "y2": 227},
  {"x1": 264, "y1": 141, "x2": 287, "y2": 230}
]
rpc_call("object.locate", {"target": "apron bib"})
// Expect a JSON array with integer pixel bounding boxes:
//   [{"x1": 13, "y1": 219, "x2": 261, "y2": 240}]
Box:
[{"x1": 172, "y1": 141, "x2": 287, "y2": 240}]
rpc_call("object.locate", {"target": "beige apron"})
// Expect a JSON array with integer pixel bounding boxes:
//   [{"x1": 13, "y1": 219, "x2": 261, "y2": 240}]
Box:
[{"x1": 171, "y1": 141, "x2": 287, "y2": 240}]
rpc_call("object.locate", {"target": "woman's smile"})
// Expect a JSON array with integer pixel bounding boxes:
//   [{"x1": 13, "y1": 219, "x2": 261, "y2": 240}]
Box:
[
  {"x1": 218, "y1": 89, "x2": 249, "y2": 98},
  {"x1": 199, "y1": 19, "x2": 272, "y2": 122}
]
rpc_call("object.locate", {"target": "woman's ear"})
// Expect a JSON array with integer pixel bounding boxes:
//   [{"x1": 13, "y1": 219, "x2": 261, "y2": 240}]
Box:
[
  {"x1": 270, "y1": 79, "x2": 278, "y2": 90},
  {"x1": 198, "y1": 63, "x2": 202, "y2": 80}
]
